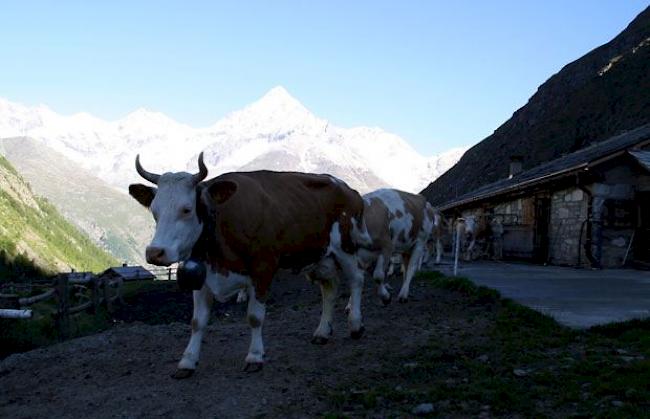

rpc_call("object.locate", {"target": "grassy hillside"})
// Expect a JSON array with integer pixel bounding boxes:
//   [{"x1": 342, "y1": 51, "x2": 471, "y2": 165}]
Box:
[
  {"x1": 422, "y1": 6, "x2": 650, "y2": 205},
  {"x1": 0, "y1": 137, "x2": 153, "y2": 266},
  {"x1": 0, "y1": 154, "x2": 117, "y2": 278}
]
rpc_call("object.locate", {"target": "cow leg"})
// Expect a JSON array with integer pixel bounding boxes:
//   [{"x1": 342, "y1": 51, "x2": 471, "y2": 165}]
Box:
[
  {"x1": 337, "y1": 254, "x2": 365, "y2": 339},
  {"x1": 313, "y1": 279, "x2": 337, "y2": 344},
  {"x1": 174, "y1": 284, "x2": 213, "y2": 379},
  {"x1": 312, "y1": 257, "x2": 338, "y2": 344},
  {"x1": 435, "y1": 238, "x2": 443, "y2": 264},
  {"x1": 420, "y1": 241, "x2": 432, "y2": 268},
  {"x1": 236, "y1": 288, "x2": 248, "y2": 303},
  {"x1": 465, "y1": 237, "x2": 476, "y2": 261},
  {"x1": 244, "y1": 286, "x2": 266, "y2": 370},
  {"x1": 397, "y1": 242, "x2": 425, "y2": 303},
  {"x1": 373, "y1": 252, "x2": 392, "y2": 305}
]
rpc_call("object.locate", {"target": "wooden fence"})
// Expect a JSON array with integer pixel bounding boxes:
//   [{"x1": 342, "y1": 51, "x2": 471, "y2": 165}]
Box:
[
  {"x1": 0, "y1": 275, "x2": 124, "y2": 338},
  {"x1": 150, "y1": 266, "x2": 178, "y2": 281}
]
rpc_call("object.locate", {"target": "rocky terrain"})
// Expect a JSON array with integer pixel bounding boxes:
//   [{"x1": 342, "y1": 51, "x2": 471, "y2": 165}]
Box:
[{"x1": 422, "y1": 6, "x2": 650, "y2": 205}]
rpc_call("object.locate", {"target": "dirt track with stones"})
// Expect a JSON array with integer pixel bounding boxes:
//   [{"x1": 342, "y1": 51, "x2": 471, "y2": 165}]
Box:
[{"x1": 0, "y1": 271, "x2": 469, "y2": 418}]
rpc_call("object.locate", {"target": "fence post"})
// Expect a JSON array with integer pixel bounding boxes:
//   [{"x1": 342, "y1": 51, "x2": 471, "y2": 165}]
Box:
[
  {"x1": 55, "y1": 275, "x2": 70, "y2": 339},
  {"x1": 168, "y1": 267, "x2": 171, "y2": 281}
]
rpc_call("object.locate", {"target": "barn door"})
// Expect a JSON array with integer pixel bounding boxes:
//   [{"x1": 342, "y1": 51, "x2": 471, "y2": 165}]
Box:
[{"x1": 533, "y1": 196, "x2": 551, "y2": 263}]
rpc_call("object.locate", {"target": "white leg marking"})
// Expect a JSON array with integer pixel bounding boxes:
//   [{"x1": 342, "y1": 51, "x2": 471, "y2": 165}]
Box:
[
  {"x1": 339, "y1": 255, "x2": 365, "y2": 335},
  {"x1": 312, "y1": 257, "x2": 338, "y2": 341},
  {"x1": 398, "y1": 242, "x2": 425, "y2": 302},
  {"x1": 245, "y1": 287, "x2": 266, "y2": 365},
  {"x1": 314, "y1": 279, "x2": 337, "y2": 341},
  {"x1": 327, "y1": 222, "x2": 365, "y2": 336},
  {"x1": 386, "y1": 261, "x2": 395, "y2": 277},
  {"x1": 372, "y1": 254, "x2": 386, "y2": 282},
  {"x1": 178, "y1": 285, "x2": 213, "y2": 371},
  {"x1": 236, "y1": 288, "x2": 248, "y2": 303},
  {"x1": 372, "y1": 254, "x2": 391, "y2": 304}
]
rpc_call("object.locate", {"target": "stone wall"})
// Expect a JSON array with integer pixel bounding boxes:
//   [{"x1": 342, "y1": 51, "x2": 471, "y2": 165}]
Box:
[
  {"x1": 494, "y1": 199, "x2": 524, "y2": 224},
  {"x1": 548, "y1": 187, "x2": 589, "y2": 266},
  {"x1": 592, "y1": 171, "x2": 637, "y2": 267}
]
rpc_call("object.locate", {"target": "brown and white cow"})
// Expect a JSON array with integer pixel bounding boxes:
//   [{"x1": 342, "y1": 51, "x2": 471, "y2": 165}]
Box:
[
  {"x1": 423, "y1": 208, "x2": 445, "y2": 266},
  {"x1": 455, "y1": 214, "x2": 490, "y2": 261},
  {"x1": 129, "y1": 153, "x2": 372, "y2": 377},
  {"x1": 358, "y1": 189, "x2": 435, "y2": 303}
]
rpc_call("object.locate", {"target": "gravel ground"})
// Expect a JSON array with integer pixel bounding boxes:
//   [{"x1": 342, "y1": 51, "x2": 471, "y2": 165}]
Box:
[{"x1": 0, "y1": 272, "x2": 462, "y2": 418}]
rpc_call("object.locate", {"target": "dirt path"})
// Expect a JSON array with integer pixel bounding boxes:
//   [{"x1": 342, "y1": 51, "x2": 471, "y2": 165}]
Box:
[{"x1": 0, "y1": 272, "x2": 465, "y2": 418}]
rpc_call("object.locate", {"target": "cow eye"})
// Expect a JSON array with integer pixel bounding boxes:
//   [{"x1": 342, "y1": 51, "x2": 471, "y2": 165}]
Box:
[{"x1": 181, "y1": 207, "x2": 192, "y2": 216}]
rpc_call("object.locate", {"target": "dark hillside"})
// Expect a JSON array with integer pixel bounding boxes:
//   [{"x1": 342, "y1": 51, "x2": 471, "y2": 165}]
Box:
[
  {"x1": 0, "y1": 155, "x2": 117, "y2": 278},
  {"x1": 422, "y1": 7, "x2": 650, "y2": 205}
]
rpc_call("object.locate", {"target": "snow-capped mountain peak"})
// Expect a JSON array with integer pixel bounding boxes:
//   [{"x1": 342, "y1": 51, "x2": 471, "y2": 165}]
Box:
[
  {"x1": 0, "y1": 90, "x2": 466, "y2": 194},
  {"x1": 117, "y1": 107, "x2": 192, "y2": 133},
  {"x1": 211, "y1": 86, "x2": 326, "y2": 137},
  {"x1": 256, "y1": 86, "x2": 304, "y2": 110}
]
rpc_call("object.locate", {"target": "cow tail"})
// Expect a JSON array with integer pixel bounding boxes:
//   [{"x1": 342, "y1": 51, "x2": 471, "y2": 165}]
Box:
[{"x1": 351, "y1": 213, "x2": 374, "y2": 250}]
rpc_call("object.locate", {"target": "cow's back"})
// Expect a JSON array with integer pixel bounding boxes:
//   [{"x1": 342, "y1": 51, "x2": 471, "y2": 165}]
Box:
[
  {"x1": 200, "y1": 171, "x2": 364, "y2": 283},
  {"x1": 394, "y1": 190, "x2": 427, "y2": 239}
]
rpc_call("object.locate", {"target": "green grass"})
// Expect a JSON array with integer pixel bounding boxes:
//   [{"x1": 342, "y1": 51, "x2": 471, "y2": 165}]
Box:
[
  {"x1": 324, "y1": 271, "x2": 650, "y2": 418},
  {"x1": 0, "y1": 302, "x2": 112, "y2": 359}
]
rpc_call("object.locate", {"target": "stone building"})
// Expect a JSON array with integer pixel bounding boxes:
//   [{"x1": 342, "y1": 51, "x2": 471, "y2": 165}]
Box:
[{"x1": 438, "y1": 123, "x2": 650, "y2": 269}]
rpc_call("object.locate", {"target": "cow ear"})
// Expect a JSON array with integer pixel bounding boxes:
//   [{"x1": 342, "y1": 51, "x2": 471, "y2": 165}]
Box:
[
  {"x1": 206, "y1": 180, "x2": 238, "y2": 205},
  {"x1": 129, "y1": 184, "x2": 156, "y2": 207}
]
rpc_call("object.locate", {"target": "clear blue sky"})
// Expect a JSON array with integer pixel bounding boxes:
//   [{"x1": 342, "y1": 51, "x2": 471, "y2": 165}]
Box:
[{"x1": 0, "y1": 1, "x2": 647, "y2": 155}]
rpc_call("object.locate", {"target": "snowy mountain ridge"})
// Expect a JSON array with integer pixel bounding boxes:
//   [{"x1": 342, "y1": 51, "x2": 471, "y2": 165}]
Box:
[{"x1": 0, "y1": 87, "x2": 466, "y2": 193}]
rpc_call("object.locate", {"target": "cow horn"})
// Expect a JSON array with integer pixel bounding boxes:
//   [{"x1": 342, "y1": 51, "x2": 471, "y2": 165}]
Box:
[
  {"x1": 192, "y1": 152, "x2": 208, "y2": 184},
  {"x1": 135, "y1": 155, "x2": 160, "y2": 184}
]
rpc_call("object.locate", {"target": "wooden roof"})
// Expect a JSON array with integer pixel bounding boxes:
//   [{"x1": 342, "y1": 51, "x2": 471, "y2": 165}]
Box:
[
  {"x1": 101, "y1": 266, "x2": 155, "y2": 281},
  {"x1": 440, "y1": 123, "x2": 650, "y2": 211}
]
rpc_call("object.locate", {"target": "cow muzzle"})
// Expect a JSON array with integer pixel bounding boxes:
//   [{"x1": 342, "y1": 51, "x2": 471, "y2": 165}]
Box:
[{"x1": 146, "y1": 246, "x2": 174, "y2": 266}]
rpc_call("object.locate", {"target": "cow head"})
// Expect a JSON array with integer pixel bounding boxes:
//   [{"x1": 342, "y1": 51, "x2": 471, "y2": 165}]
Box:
[{"x1": 128, "y1": 153, "x2": 209, "y2": 266}]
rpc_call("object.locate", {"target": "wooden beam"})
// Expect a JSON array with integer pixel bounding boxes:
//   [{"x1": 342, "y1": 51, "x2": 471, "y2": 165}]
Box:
[
  {"x1": 18, "y1": 288, "x2": 56, "y2": 306},
  {"x1": 0, "y1": 309, "x2": 33, "y2": 319}
]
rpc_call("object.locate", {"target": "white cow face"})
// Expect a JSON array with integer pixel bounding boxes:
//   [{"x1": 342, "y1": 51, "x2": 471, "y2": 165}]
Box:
[{"x1": 129, "y1": 154, "x2": 208, "y2": 266}]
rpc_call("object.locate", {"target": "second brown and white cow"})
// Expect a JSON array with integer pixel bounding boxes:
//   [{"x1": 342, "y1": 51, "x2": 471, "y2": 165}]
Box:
[
  {"x1": 129, "y1": 153, "x2": 372, "y2": 377},
  {"x1": 458, "y1": 214, "x2": 490, "y2": 261},
  {"x1": 423, "y1": 208, "x2": 445, "y2": 266},
  {"x1": 358, "y1": 189, "x2": 435, "y2": 303}
]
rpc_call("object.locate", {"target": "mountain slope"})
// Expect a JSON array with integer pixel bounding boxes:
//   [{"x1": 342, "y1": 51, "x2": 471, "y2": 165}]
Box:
[
  {"x1": 0, "y1": 154, "x2": 117, "y2": 275},
  {"x1": 422, "y1": 6, "x2": 650, "y2": 205},
  {"x1": 0, "y1": 137, "x2": 153, "y2": 266},
  {"x1": 0, "y1": 87, "x2": 465, "y2": 194}
]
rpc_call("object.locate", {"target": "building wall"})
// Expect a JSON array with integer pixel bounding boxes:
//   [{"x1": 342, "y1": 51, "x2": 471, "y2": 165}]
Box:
[
  {"x1": 448, "y1": 152, "x2": 649, "y2": 268},
  {"x1": 548, "y1": 187, "x2": 589, "y2": 266},
  {"x1": 493, "y1": 197, "x2": 535, "y2": 259},
  {"x1": 592, "y1": 163, "x2": 638, "y2": 267}
]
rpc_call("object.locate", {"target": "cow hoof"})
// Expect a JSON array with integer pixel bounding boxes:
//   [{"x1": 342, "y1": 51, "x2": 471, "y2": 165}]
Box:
[
  {"x1": 381, "y1": 294, "x2": 392, "y2": 306},
  {"x1": 350, "y1": 326, "x2": 365, "y2": 340},
  {"x1": 243, "y1": 362, "x2": 264, "y2": 373},
  {"x1": 311, "y1": 336, "x2": 329, "y2": 345},
  {"x1": 171, "y1": 368, "x2": 195, "y2": 379},
  {"x1": 398, "y1": 296, "x2": 408, "y2": 304}
]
